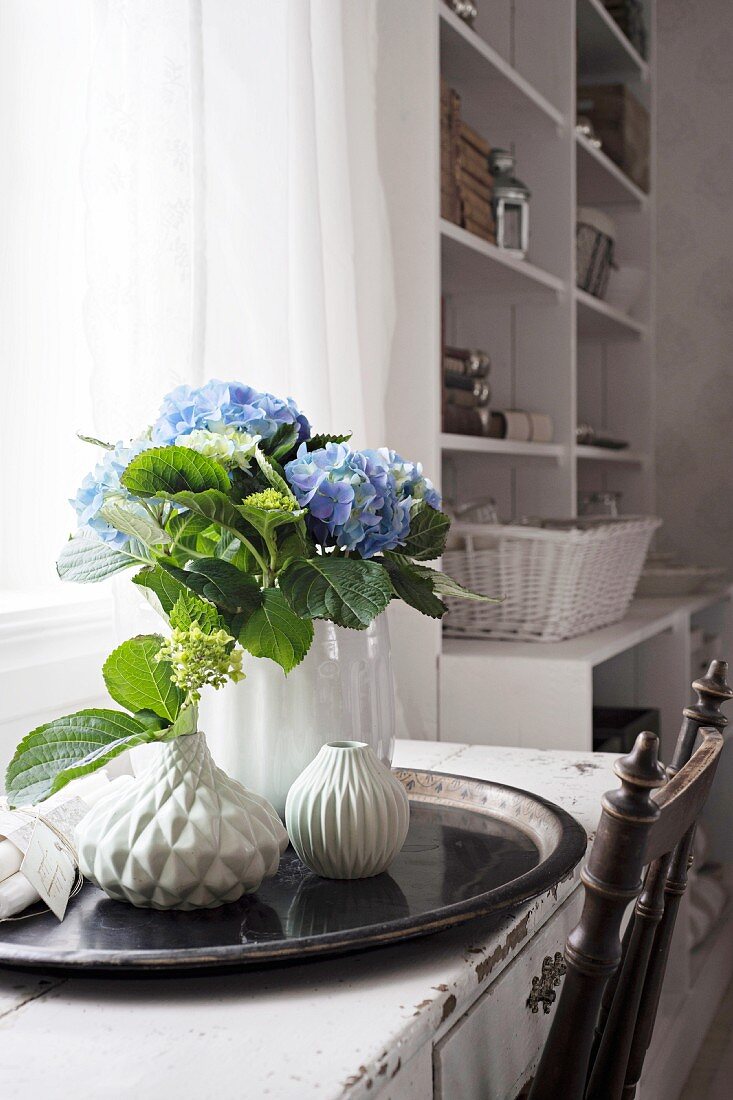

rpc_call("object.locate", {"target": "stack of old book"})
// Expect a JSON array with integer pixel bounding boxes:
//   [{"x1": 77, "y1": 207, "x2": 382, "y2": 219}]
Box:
[
  {"x1": 442, "y1": 345, "x2": 491, "y2": 436},
  {"x1": 440, "y1": 78, "x2": 496, "y2": 243}
]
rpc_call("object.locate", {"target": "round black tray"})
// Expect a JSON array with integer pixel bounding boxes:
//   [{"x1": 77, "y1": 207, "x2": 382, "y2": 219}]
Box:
[{"x1": 0, "y1": 769, "x2": 587, "y2": 973}]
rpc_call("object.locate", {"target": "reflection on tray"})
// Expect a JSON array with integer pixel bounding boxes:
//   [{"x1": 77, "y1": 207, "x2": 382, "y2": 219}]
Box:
[{"x1": 287, "y1": 872, "x2": 409, "y2": 938}]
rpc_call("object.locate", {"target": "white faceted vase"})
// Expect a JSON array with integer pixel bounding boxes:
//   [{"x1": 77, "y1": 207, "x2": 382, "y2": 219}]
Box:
[
  {"x1": 76, "y1": 732, "x2": 288, "y2": 910},
  {"x1": 285, "y1": 741, "x2": 410, "y2": 880}
]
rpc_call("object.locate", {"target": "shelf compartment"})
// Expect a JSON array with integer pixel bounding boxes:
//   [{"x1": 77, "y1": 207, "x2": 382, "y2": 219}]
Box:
[
  {"x1": 441, "y1": 220, "x2": 565, "y2": 298},
  {"x1": 576, "y1": 131, "x2": 647, "y2": 206},
  {"x1": 576, "y1": 445, "x2": 647, "y2": 465},
  {"x1": 575, "y1": 287, "x2": 647, "y2": 340},
  {"x1": 439, "y1": 7, "x2": 565, "y2": 129},
  {"x1": 441, "y1": 435, "x2": 566, "y2": 461},
  {"x1": 576, "y1": 0, "x2": 649, "y2": 82}
]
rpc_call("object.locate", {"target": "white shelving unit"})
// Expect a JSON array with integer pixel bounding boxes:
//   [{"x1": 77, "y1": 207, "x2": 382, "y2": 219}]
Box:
[
  {"x1": 378, "y1": 0, "x2": 657, "y2": 740},
  {"x1": 376, "y1": 9, "x2": 732, "y2": 1067},
  {"x1": 441, "y1": 435, "x2": 566, "y2": 461}
]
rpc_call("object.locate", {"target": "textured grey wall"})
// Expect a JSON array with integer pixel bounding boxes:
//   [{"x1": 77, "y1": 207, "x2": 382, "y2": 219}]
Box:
[{"x1": 656, "y1": 0, "x2": 733, "y2": 567}]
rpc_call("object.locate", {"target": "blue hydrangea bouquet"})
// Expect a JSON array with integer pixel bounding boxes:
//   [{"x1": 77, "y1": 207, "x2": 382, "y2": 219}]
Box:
[{"x1": 5, "y1": 380, "x2": 493, "y2": 807}]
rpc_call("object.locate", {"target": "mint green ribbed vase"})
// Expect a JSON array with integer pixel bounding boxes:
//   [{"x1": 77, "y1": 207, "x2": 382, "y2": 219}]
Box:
[{"x1": 285, "y1": 741, "x2": 410, "y2": 880}]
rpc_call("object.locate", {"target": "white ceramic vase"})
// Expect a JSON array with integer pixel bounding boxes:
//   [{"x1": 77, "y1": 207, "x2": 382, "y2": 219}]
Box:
[
  {"x1": 76, "y1": 731, "x2": 288, "y2": 910},
  {"x1": 285, "y1": 741, "x2": 410, "y2": 880},
  {"x1": 199, "y1": 616, "x2": 395, "y2": 816}
]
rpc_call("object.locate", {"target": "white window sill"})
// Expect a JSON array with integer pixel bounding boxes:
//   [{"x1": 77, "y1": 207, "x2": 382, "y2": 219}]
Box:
[{"x1": 0, "y1": 587, "x2": 114, "y2": 640}]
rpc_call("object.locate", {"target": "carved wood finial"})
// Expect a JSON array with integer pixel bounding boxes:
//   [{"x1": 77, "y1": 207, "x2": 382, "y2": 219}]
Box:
[
  {"x1": 600, "y1": 731, "x2": 667, "y2": 828},
  {"x1": 685, "y1": 659, "x2": 733, "y2": 730}
]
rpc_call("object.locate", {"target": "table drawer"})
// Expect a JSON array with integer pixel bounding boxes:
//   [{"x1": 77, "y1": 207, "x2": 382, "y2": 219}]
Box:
[{"x1": 434, "y1": 888, "x2": 583, "y2": 1100}]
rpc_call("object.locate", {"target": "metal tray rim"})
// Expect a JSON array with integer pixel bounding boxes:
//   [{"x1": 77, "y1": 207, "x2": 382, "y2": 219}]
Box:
[{"x1": 0, "y1": 770, "x2": 588, "y2": 972}]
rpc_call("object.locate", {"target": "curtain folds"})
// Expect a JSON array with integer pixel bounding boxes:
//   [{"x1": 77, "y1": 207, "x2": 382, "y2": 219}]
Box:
[{"x1": 85, "y1": 0, "x2": 394, "y2": 447}]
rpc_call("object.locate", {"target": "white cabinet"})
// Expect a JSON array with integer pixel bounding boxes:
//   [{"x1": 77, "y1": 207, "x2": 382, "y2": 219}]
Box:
[{"x1": 435, "y1": 889, "x2": 583, "y2": 1100}]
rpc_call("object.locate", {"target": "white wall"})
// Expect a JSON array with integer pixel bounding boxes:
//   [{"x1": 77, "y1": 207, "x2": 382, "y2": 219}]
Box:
[{"x1": 655, "y1": 1, "x2": 733, "y2": 569}]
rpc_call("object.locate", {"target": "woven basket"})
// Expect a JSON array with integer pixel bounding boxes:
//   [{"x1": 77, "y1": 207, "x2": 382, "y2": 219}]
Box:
[{"x1": 443, "y1": 517, "x2": 661, "y2": 642}]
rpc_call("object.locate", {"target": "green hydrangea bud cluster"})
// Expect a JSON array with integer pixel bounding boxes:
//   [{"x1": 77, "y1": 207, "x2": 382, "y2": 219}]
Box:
[
  {"x1": 243, "y1": 488, "x2": 297, "y2": 511},
  {"x1": 156, "y1": 621, "x2": 244, "y2": 702}
]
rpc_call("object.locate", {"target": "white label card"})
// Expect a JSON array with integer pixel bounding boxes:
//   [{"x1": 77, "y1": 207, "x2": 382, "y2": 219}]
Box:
[{"x1": 20, "y1": 818, "x2": 76, "y2": 921}]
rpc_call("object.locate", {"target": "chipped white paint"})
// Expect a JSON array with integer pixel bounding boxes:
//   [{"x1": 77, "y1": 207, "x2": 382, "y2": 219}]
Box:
[{"x1": 0, "y1": 741, "x2": 617, "y2": 1100}]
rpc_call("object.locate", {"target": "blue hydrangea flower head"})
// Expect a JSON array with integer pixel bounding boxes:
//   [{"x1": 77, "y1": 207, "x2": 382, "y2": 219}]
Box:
[
  {"x1": 284, "y1": 442, "x2": 415, "y2": 558},
  {"x1": 151, "y1": 379, "x2": 310, "y2": 448},
  {"x1": 71, "y1": 439, "x2": 156, "y2": 549},
  {"x1": 363, "y1": 448, "x2": 442, "y2": 511}
]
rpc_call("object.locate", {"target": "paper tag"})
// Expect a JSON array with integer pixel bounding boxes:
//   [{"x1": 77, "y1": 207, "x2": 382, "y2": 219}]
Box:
[
  {"x1": 20, "y1": 818, "x2": 76, "y2": 921},
  {"x1": 0, "y1": 797, "x2": 89, "y2": 856}
]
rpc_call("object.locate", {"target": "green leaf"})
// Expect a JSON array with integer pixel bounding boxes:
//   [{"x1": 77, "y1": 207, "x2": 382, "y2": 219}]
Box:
[
  {"x1": 238, "y1": 588, "x2": 314, "y2": 673},
  {"x1": 269, "y1": 423, "x2": 300, "y2": 462},
  {"x1": 121, "y1": 445, "x2": 230, "y2": 497},
  {"x1": 167, "y1": 489, "x2": 260, "y2": 546},
  {"x1": 185, "y1": 559, "x2": 263, "y2": 615},
  {"x1": 280, "y1": 557, "x2": 392, "y2": 630},
  {"x1": 133, "y1": 709, "x2": 171, "y2": 732},
  {"x1": 399, "y1": 504, "x2": 450, "y2": 561},
  {"x1": 274, "y1": 525, "x2": 312, "y2": 572},
  {"x1": 382, "y1": 556, "x2": 447, "y2": 619},
  {"x1": 236, "y1": 503, "x2": 305, "y2": 546},
  {"x1": 57, "y1": 533, "x2": 140, "y2": 583},
  {"x1": 162, "y1": 703, "x2": 199, "y2": 740},
  {"x1": 169, "y1": 592, "x2": 224, "y2": 634},
  {"x1": 5, "y1": 709, "x2": 155, "y2": 807},
  {"x1": 100, "y1": 498, "x2": 170, "y2": 547},
  {"x1": 254, "y1": 446, "x2": 297, "y2": 501},
  {"x1": 305, "y1": 432, "x2": 352, "y2": 451},
  {"x1": 414, "y1": 564, "x2": 501, "y2": 603},
  {"x1": 77, "y1": 432, "x2": 114, "y2": 450},
  {"x1": 133, "y1": 564, "x2": 190, "y2": 618},
  {"x1": 166, "y1": 510, "x2": 218, "y2": 556},
  {"x1": 103, "y1": 635, "x2": 184, "y2": 722}
]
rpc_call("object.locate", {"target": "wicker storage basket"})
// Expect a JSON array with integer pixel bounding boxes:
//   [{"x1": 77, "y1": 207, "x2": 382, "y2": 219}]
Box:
[{"x1": 443, "y1": 517, "x2": 661, "y2": 642}]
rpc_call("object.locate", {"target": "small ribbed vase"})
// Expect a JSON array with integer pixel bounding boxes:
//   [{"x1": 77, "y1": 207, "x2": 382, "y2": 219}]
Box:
[
  {"x1": 285, "y1": 741, "x2": 410, "y2": 880},
  {"x1": 77, "y1": 732, "x2": 288, "y2": 910}
]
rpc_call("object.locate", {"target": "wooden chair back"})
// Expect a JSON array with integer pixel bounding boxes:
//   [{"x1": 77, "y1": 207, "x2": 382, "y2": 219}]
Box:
[{"x1": 527, "y1": 660, "x2": 731, "y2": 1100}]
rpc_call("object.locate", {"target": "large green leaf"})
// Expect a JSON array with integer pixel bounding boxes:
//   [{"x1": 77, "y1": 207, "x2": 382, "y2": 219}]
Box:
[
  {"x1": 184, "y1": 559, "x2": 263, "y2": 615},
  {"x1": 5, "y1": 709, "x2": 155, "y2": 807},
  {"x1": 382, "y1": 555, "x2": 447, "y2": 619},
  {"x1": 399, "y1": 504, "x2": 450, "y2": 561},
  {"x1": 121, "y1": 445, "x2": 230, "y2": 497},
  {"x1": 279, "y1": 557, "x2": 392, "y2": 629},
  {"x1": 100, "y1": 498, "x2": 170, "y2": 547},
  {"x1": 57, "y1": 533, "x2": 140, "y2": 583},
  {"x1": 238, "y1": 588, "x2": 314, "y2": 673},
  {"x1": 103, "y1": 636, "x2": 184, "y2": 722}
]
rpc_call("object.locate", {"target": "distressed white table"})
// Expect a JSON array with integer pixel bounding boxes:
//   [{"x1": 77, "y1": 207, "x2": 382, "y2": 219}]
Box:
[{"x1": 0, "y1": 742, "x2": 618, "y2": 1100}]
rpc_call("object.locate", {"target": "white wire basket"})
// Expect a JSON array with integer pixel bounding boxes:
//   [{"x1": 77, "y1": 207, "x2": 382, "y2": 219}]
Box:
[{"x1": 443, "y1": 517, "x2": 661, "y2": 642}]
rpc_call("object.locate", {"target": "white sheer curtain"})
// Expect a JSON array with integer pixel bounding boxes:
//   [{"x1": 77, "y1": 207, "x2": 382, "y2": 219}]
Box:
[
  {"x1": 1, "y1": 0, "x2": 394, "y2": 592},
  {"x1": 0, "y1": 0, "x2": 95, "y2": 591},
  {"x1": 86, "y1": 0, "x2": 394, "y2": 447}
]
